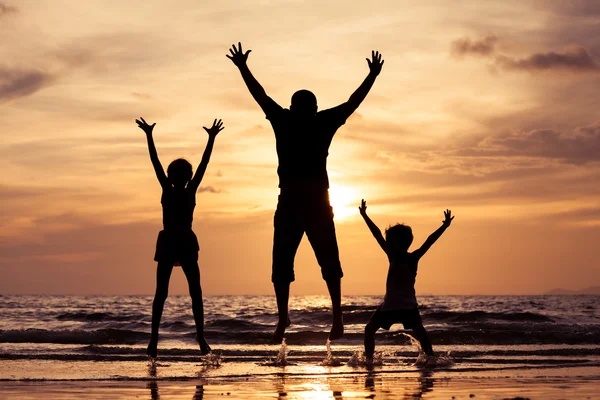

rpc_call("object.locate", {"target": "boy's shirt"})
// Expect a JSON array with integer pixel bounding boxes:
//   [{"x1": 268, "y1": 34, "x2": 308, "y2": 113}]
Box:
[{"x1": 381, "y1": 253, "x2": 419, "y2": 311}]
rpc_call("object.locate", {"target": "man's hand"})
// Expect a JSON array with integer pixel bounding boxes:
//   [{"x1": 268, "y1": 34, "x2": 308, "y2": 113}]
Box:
[
  {"x1": 366, "y1": 50, "x2": 384, "y2": 76},
  {"x1": 226, "y1": 42, "x2": 251, "y2": 67},
  {"x1": 203, "y1": 119, "x2": 224, "y2": 138},
  {"x1": 136, "y1": 117, "x2": 155, "y2": 135},
  {"x1": 443, "y1": 209, "x2": 454, "y2": 226},
  {"x1": 359, "y1": 199, "x2": 368, "y2": 216}
]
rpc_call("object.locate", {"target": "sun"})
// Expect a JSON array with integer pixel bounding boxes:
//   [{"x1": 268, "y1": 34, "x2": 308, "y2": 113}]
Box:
[{"x1": 328, "y1": 184, "x2": 358, "y2": 220}]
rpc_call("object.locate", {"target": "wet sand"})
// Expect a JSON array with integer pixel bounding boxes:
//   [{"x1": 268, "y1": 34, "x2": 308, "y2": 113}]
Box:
[{"x1": 1, "y1": 365, "x2": 598, "y2": 399}]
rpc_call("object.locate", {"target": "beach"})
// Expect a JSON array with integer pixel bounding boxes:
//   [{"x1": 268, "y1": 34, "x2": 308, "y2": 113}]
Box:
[{"x1": 1, "y1": 295, "x2": 599, "y2": 399}]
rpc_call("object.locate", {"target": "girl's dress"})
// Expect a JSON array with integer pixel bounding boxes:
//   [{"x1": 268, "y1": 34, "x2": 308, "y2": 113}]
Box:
[{"x1": 154, "y1": 185, "x2": 199, "y2": 264}]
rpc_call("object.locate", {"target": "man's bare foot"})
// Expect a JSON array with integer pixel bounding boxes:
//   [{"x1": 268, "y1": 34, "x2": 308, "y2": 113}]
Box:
[
  {"x1": 147, "y1": 337, "x2": 158, "y2": 358},
  {"x1": 199, "y1": 337, "x2": 211, "y2": 355},
  {"x1": 272, "y1": 317, "x2": 292, "y2": 344},
  {"x1": 328, "y1": 314, "x2": 344, "y2": 341}
]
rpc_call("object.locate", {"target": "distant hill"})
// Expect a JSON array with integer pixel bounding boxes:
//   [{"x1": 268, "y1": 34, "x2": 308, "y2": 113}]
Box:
[{"x1": 546, "y1": 286, "x2": 600, "y2": 295}]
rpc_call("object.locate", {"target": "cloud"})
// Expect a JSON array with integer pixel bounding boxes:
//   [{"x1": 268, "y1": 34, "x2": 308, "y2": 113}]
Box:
[
  {"x1": 457, "y1": 124, "x2": 600, "y2": 164},
  {"x1": 533, "y1": 0, "x2": 600, "y2": 17},
  {"x1": 451, "y1": 35, "x2": 498, "y2": 57},
  {"x1": 0, "y1": 3, "x2": 17, "y2": 16},
  {"x1": 198, "y1": 186, "x2": 224, "y2": 193},
  {"x1": 0, "y1": 68, "x2": 53, "y2": 102},
  {"x1": 495, "y1": 46, "x2": 599, "y2": 72},
  {"x1": 452, "y1": 35, "x2": 600, "y2": 73}
]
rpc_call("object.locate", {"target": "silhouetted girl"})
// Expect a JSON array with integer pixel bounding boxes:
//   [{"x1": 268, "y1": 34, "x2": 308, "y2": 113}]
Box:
[{"x1": 136, "y1": 117, "x2": 224, "y2": 358}]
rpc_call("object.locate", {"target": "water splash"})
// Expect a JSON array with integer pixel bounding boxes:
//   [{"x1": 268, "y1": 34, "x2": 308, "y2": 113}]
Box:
[
  {"x1": 320, "y1": 339, "x2": 343, "y2": 366},
  {"x1": 399, "y1": 332, "x2": 454, "y2": 368},
  {"x1": 202, "y1": 352, "x2": 222, "y2": 367},
  {"x1": 261, "y1": 338, "x2": 296, "y2": 366},
  {"x1": 346, "y1": 351, "x2": 384, "y2": 367}
]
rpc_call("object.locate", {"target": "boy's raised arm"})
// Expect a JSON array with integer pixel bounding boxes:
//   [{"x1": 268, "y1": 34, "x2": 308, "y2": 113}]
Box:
[
  {"x1": 188, "y1": 119, "x2": 224, "y2": 192},
  {"x1": 359, "y1": 199, "x2": 387, "y2": 254},
  {"x1": 413, "y1": 210, "x2": 454, "y2": 260},
  {"x1": 227, "y1": 42, "x2": 281, "y2": 116},
  {"x1": 137, "y1": 117, "x2": 169, "y2": 188}
]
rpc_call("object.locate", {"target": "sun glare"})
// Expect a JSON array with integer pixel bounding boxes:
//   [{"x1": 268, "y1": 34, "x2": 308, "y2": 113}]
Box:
[{"x1": 328, "y1": 184, "x2": 358, "y2": 220}]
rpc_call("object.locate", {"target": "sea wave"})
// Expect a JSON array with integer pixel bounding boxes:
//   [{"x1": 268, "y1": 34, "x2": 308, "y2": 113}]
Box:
[
  {"x1": 1, "y1": 322, "x2": 599, "y2": 345},
  {"x1": 423, "y1": 310, "x2": 554, "y2": 323}
]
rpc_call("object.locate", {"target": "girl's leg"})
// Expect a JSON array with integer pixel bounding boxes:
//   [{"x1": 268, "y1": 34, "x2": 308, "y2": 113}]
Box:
[
  {"x1": 364, "y1": 316, "x2": 383, "y2": 359},
  {"x1": 148, "y1": 261, "x2": 174, "y2": 358},
  {"x1": 181, "y1": 260, "x2": 211, "y2": 355},
  {"x1": 411, "y1": 324, "x2": 434, "y2": 356}
]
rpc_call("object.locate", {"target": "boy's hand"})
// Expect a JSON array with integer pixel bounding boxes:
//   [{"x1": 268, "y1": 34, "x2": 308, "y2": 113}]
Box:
[
  {"x1": 359, "y1": 199, "x2": 368, "y2": 216},
  {"x1": 226, "y1": 42, "x2": 251, "y2": 67},
  {"x1": 366, "y1": 50, "x2": 384, "y2": 76},
  {"x1": 443, "y1": 209, "x2": 454, "y2": 226},
  {"x1": 136, "y1": 117, "x2": 155, "y2": 135},
  {"x1": 203, "y1": 119, "x2": 224, "y2": 138}
]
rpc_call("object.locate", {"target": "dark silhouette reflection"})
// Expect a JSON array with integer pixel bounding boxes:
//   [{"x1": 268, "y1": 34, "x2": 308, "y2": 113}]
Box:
[
  {"x1": 360, "y1": 200, "x2": 454, "y2": 365},
  {"x1": 147, "y1": 381, "x2": 159, "y2": 400},
  {"x1": 364, "y1": 370, "x2": 435, "y2": 399},
  {"x1": 275, "y1": 374, "x2": 287, "y2": 399},
  {"x1": 413, "y1": 370, "x2": 435, "y2": 399},
  {"x1": 147, "y1": 381, "x2": 204, "y2": 400},
  {"x1": 227, "y1": 42, "x2": 384, "y2": 343},
  {"x1": 136, "y1": 118, "x2": 225, "y2": 358},
  {"x1": 191, "y1": 385, "x2": 205, "y2": 400}
]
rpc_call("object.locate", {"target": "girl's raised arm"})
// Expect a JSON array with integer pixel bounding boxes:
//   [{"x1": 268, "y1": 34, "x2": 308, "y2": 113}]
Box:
[
  {"x1": 136, "y1": 117, "x2": 169, "y2": 188},
  {"x1": 188, "y1": 119, "x2": 224, "y2": 192}
]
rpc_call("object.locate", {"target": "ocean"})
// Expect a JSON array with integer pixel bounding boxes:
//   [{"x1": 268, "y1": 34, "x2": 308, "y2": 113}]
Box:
[{"x1": 1, "y1": 294, "x2": 598, "y2": 382}]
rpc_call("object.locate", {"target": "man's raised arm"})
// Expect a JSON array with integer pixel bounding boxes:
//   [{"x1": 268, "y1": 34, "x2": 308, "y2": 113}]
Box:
[
  {"x1": 227, "y1": 42, "x2": 281, "y2": 115},
  {"x1": 331, "y1": 51, "x2": 384, "y2": 120}
]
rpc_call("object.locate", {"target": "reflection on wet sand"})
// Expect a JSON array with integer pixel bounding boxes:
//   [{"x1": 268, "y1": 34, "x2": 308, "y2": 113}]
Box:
[{"x1": 148, "y1": 381, "x2": 204, "y2": 400}]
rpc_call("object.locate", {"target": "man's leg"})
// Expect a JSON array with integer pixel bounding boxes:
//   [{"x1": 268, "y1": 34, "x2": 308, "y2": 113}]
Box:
[
  {"x1": 306, "y1": 200, "x2": 344, "y2": 340},
  {"x1": 272, "y1": 198, "x2": 304, "y2": 343},
  {"x1": 325, "y1": 278, "x2": 343, "y2": 340},
  {"x1": 273, "y1": 281, "x2": 291, "y2": 343},
  {"x1": 148, "y1": 261, "x2": 174, "y2": 358}
]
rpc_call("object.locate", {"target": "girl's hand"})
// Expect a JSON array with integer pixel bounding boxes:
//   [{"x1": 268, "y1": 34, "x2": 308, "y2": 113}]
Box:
[
  {"x1": 359, "y1": 199, "x2": 367, "y2": 215},
  {"x1": 136, "y1": 117, "x2": 156, "y2": 135},
  {"x1": 203, "y1": 119, "x2": 224, "y2": 138}
]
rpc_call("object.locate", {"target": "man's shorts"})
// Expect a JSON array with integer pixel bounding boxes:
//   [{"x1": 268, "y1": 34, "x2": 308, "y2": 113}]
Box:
[
  {"x1": 271, "y1": 189, "x2": 343, "y2": 284},
  {"x1": 369, "y1": 307, "x2": 423, "y2": 330}
]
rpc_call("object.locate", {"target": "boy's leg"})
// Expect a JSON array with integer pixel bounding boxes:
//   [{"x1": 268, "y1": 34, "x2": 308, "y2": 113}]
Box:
[
  {"x1": 364, "y1": 312, "x2": 384, "y2": 359},
  {"x1": 405, "y1": 310, "x2": 434, "y2": 356},
  {"x1": 149, "y1": 261, "x2": 174, "y2": 357},
  {"x1": 272, "y1": 199, "x2": 304, "y2": 343},
  {"x1": 411, "y1": 324, "x2": 434, "y2": 356},
  {"x1": 181, "y1": 260, "x2": 211, "y2": 355},
  {"x1": 305, "y1": 202, "x2": 344, "y2": 340}
]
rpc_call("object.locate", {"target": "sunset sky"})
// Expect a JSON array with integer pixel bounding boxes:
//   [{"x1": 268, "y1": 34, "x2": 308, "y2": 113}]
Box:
[{"x1": 1, "y1": 0, "x2": 598, "y2": 296}]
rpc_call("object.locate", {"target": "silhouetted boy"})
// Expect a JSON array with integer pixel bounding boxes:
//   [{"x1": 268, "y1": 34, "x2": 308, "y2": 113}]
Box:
[
  {"x1": 136, "y1": 117, "x2": 224, "y2": 358},
  {"x1": 359, "y1": 199, "x2": 454, "y2": 365},
  {"x1": 227, "y1": 42, "x2": 384, "y2": 342}
]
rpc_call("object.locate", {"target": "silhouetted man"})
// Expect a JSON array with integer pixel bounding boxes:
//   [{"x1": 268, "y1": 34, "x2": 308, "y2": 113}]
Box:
[{"x1": 227, "y1": 42, "x2": 384, "y2": 342}]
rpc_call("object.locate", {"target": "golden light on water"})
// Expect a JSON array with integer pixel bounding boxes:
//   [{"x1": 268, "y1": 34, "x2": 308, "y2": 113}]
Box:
[{"x1": 329, "y1": 184, "x2": 358, "y2": 220}]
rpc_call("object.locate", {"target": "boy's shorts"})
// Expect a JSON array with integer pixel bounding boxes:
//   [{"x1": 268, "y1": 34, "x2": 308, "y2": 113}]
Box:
[
  {"x1": 271, "y1": 190, "x2": 343, "y2": 284},
  {"x1": 369, "y1": 307, "x2": 423, "y2": 330}
]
